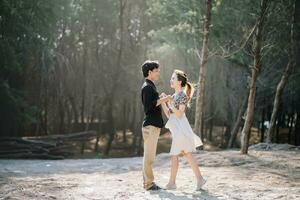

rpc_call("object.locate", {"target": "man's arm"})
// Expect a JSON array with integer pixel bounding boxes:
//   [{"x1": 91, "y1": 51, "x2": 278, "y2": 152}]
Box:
[
  {"x1": 142, "y1": 86, "x2": 172, "y2": 112},
  {"x1": 156, "y1": 95, "x2": 172, "y2": 106},
  {"x1": 142, "y1": 86, "x2": 158, "y2": 113}
]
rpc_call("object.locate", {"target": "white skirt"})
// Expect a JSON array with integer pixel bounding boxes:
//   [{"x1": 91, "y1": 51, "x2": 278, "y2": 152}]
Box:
[{"x1": 165, "y1": 113, "x2": 203, "y2": 155}]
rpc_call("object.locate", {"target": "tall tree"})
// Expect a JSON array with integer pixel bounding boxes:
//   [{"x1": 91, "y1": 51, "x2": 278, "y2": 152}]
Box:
[
  {"x1": 266, "y1": 0, "x2": 297, "y2": 143},
  {"x1": 240, "y1": 0, "x2": 270, "y2": 154},
  {"x1": 194, "y1": 0, "x2": 213, "y2": 137}
]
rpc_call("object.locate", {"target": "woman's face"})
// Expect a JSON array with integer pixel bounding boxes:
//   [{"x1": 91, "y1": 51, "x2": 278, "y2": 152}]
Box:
[{"x1": 170, "y1": 73, "x2": 181, "y2": 89}]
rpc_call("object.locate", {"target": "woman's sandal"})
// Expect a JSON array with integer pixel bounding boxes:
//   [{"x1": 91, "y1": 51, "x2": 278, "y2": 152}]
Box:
[
  {"x1": 165, "y1": 183, "x2": 177, "y2": 190},
  {"x1": 196, "y1": 178, "x2": 206, "y2": 191}
]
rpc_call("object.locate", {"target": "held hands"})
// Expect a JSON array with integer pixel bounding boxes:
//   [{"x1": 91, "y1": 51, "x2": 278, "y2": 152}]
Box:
[
  {"x1": 159, "y1": 92, "x2": 166, "y2": 98},
  {"x1": 159, "y1": 93, "x2": 173, "y2": 117},
  {"x1": 160, "y1": 93, "x2": 173, "y2": 103}
]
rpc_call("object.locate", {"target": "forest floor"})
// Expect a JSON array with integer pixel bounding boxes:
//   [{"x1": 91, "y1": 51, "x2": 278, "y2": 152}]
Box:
[{"x1": 0, "y1": 143, "x2": 299, "y2": 200}]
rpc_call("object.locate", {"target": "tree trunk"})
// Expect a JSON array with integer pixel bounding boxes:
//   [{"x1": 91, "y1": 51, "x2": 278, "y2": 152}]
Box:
[
  {"x1": 94, "y1": 110, "x2": 103, "y2": 153},
  {"x1": 201, "y1": 117, "x2": 205, "y2": 140},
  {"x1": 208, "y1": 74, "x2": 215, "y2": 142},
  {"x1": 104, "y1": 100, "x2": 115, "y2": 156},
  {"x1": 129, "y1": 96, "x2": 137, "y2": 134},
  {"x1": 80, "y1": 96, "x2": 94, "y2": 155},
  {"x1": 123, "y1": 100, "x2": 128, "y2": 143},
  {"x1": 209, "y1": 117, "x2": 213, "y2": 142},
  {"x1": 295, "y1": 111, "x2": 300, "y2": 145},
  {"x1": 80, "y1": 48, "x2": 87, "y2": 125},
  {"x1": 137, "y1": 126, "x2": 143, "y2": 156},
  {"x1": 266, "y1": 0, "x2": 296, "y2": 143},
  {"x1": 288, "y1": 114, "x2": 294, "y2": 144},
  {"x1": 241, "y1": 0, "x2": 269, "y2": 154},
  {"x1": 228, "y1": 93, "x2": 248, "y2": 148},
  {"x1": 266, "y1": 62, "x2": 295, "y2": 143},
  {"x1": 131, "y1": 90, "x2": 143, "y2": 154},
  {"x1": 194, "y1": 0, "x2": 212, "y2": 136},
  {"x1": 132, "y1": 112, "x2": 142, "y2": 151},
  {"x1": 103, "y1": 0, "x2": 126, "y2": 156},
  {"x1": 94, "y1": 98, "x2": 108, "y2": 153},
  {"x1": 133, "y1": 109, "x2": 143, "y2": 156},
  {"x1": 260, "y1": 105, "x2": 266, "y2": 142},
  {"x1": 68, "y1": 95, "x2": 79, "y2": 132},
  {"x1": 58, "y1": 97, "x2": 65, "y2": 134},
  {"x1": 275, "y1": 109, "x2": 282, "y2": 143},
  {"x1": 224, "y1": 124, "x2": 231, "y2": 148}
]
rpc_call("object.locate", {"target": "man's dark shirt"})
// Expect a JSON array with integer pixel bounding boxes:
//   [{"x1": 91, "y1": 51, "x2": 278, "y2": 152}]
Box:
[{"x1": 141, "y1": 79, "x2": 164, "y2": 128}]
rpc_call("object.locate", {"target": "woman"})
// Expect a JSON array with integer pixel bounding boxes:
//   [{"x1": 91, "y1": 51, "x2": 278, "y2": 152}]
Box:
[{"x1": 161, "y1": 69, "x2": 206, "y2": 191}]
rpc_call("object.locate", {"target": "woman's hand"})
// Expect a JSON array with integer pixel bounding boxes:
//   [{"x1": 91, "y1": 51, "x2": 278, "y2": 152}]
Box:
[
  {"x1": 160, "y1": 92, "x2": 167, "y2": 98},
  {"x1": 167, "y1": 96, "x2": 173, "y2": 106},
  {"x1": 166, "y1": 95, "x2": 173, "y2": 102},
  {"x1": 161, "y1": 96, "x2": 171, "y2": 118},
  {"x1": 160, "y1": 93, "x2": 173, "y2": 104},
  {"x1": 156, "y1": 93, "x2": 171, "y2": 106}
]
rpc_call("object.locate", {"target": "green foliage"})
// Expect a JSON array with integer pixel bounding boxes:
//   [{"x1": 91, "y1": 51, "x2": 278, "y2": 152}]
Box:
[
  {"x1": 146, "y1": 0, "x2": 300, "y2": 131},
  {"x1": 0, "y1": 0, "x2": 299, "y2": 142},
  {"x1": 0, "y1": 0, "x2": 67, "y2": 137}
]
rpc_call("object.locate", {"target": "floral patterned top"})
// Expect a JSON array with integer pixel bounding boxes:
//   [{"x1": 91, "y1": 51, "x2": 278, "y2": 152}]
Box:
[{"x1": 169, "y1": 91, "x2": 188, "y2": 113}]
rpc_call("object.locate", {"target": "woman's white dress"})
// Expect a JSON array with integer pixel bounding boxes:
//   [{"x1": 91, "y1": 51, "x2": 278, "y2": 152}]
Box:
[{"x1": 165, "y1": 91, "x2": 203, "y2": 155}]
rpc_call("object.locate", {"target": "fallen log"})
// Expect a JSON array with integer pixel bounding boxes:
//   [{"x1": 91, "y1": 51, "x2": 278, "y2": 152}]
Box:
[
  {"x1": 0, "y1": 131, "x2": 97, "y2": 159},
  {"x1": 24, "y1": 131, "x2": 97, "y2": 141},
  {"x1": 0, "y1": 153, "x2": 64, "y2": 160}
]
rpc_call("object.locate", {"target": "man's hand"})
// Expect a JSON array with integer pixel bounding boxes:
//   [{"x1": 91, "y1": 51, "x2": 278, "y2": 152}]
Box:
[
  {"x1": 157, "y1": 93, "x2": 172, "y2": 106},
  {"x1": 160, "y1": 93, "x2": 172, "y2": 102},
  {"x1": 160, "y1": 92, "x2": 167, "y2": 98}
]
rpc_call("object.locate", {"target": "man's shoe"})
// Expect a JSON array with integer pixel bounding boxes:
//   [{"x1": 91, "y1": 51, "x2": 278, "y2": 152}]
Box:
[{"x1": 146, "y1": 183, "x2": 162, "y2": 191}]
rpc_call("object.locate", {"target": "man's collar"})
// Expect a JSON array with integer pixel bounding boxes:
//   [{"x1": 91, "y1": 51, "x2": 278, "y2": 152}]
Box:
[{"x1": 145, "y1": 78, "x2": 155, "y2": 86}]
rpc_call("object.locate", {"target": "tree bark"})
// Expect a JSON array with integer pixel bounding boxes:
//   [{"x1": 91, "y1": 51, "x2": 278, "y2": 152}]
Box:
[
  {"x1": 224, "y1": 124, "x2": 231, "y2": 148},
  {"x1": 80, "y1": 45, "x2": 87, "y2": 125},
  {"x1": 295, "y1": 111, "x2": 300, "y2": 145},
  {"x1": 208, "y1": 117, "x2": 213, "y2": 142},
  {"x1": 228, "y1": 93, "x2": 248, "y2": 148},
  {"x1": 104, "y1": 0, "x2": 126, "y2": 155},
  {"x1": 266, "y1": 62, "x2": 294, "y2": 143},
  {"x1": 288, "y1": 113, "x2": 294, "y2": 144},
  {"x1": 104, "y1": 99, "x2": 115, "y2": 156},
  {"x1": 241, "y1": 0, "x2": 269, "y2": 154},
  {"x1": 123, "y1": 100, "x2": 128, "y2": 143},
  {"x1": 260, "y1": 105, "x2": 266, "y2": 142},
  {"x1": 266, "y1": 0, "x2": 296, "y2": 143},
  {"x1": 94, "y1": 110, "x2": 103, "y2": 153},
  {"x1": 275, "y1": 110, "x2": 282, "y2": 143},
  {"x1": 194, "y1": 0, "x2": 212, "y2": 136}
]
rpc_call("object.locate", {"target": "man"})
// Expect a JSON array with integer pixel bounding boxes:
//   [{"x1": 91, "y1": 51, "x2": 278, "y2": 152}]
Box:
[{"x1": 141, "y1": 60, "x2": 171, "y2": 190}]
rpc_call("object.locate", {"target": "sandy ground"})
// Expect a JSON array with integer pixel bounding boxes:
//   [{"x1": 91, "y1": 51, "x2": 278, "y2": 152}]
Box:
[{"x1": 0, "y1": 143, "x2": 300, "y2": 200}]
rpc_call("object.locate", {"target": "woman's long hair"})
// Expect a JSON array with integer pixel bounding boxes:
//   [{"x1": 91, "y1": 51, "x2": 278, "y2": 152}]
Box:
[{"x1": 174, "y1": 69, "x2": 194, "y2": 106}]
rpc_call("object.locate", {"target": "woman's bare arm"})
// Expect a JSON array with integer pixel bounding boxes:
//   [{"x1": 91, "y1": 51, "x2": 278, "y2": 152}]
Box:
[
  {"x1": 161, "y1": 102, "x2": 170, "y2": 118},
  {"x1": 169, "y1": 104, "x2": 186, "y2": 118}
]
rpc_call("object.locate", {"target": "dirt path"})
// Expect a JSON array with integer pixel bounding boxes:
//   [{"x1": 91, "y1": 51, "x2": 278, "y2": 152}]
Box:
[{"x1": 0, "y1": 147, "x2": 299, "y2": 200}]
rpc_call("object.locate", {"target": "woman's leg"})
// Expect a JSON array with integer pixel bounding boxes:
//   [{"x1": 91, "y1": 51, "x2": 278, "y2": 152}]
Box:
[
  {"x1": 167, "y1": 155, "x2": 179, "y2": 187},
  {"x1": 184, "y1": 152, "x2": 204, "y2": 182}
]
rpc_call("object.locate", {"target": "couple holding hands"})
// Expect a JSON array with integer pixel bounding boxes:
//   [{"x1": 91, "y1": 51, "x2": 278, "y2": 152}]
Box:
[{"x1": 141, "y1": 60, "x2": 206, "y2": 191}]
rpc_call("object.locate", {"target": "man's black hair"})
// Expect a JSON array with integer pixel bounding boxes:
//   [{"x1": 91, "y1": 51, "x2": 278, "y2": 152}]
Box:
[{"x1": 141, "y1": 60, "x2": 159, "y2": 77}]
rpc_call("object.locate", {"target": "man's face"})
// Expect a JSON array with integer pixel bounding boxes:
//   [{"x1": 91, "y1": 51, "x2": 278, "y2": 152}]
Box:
[{"x1": 149, "y1": 68, "x2": 160, "y2": 81}]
